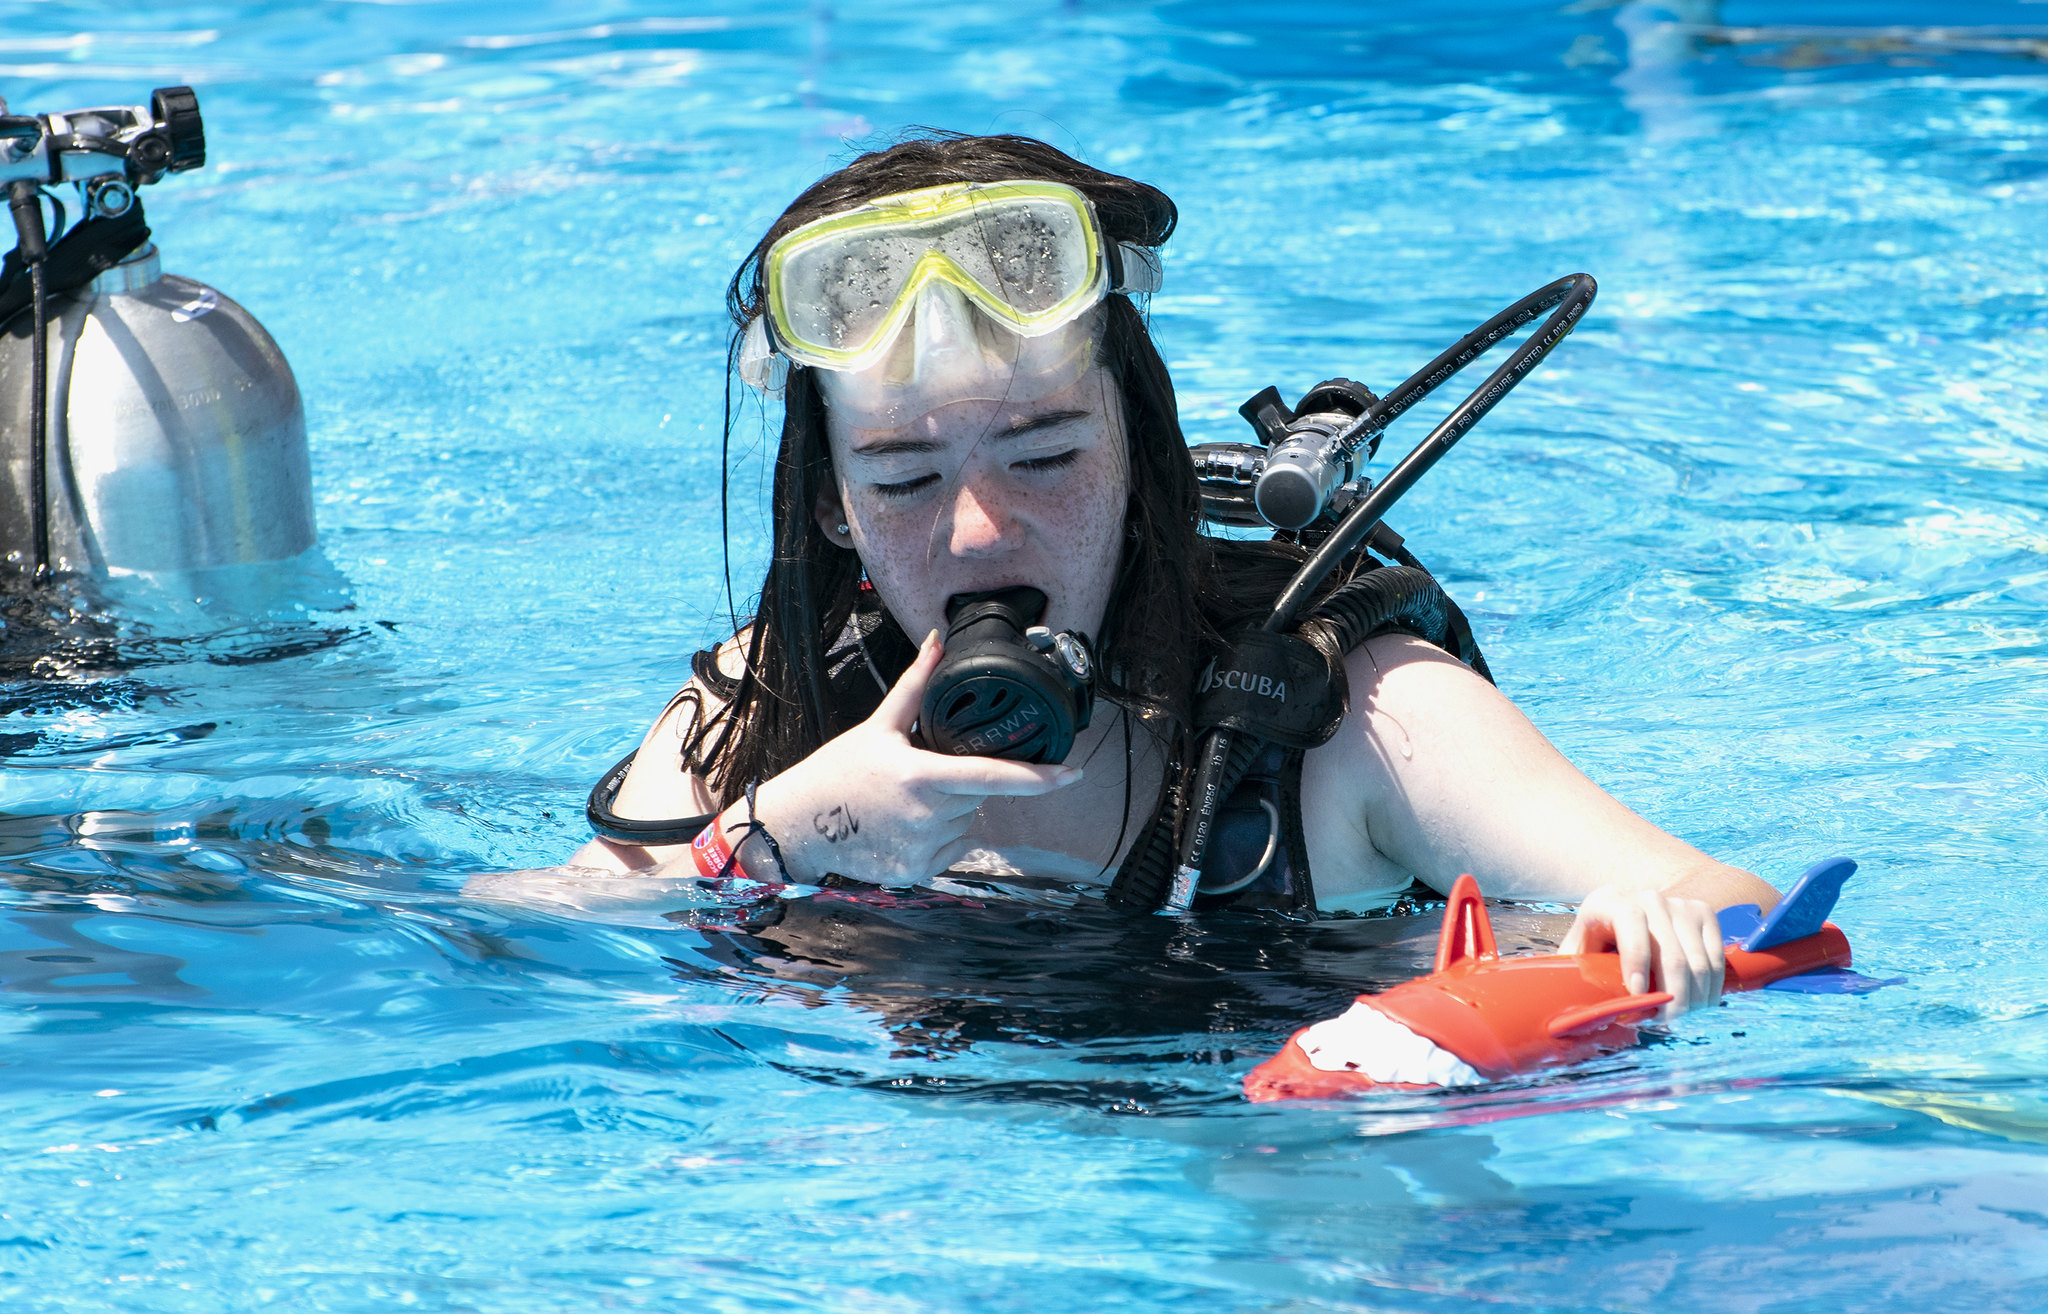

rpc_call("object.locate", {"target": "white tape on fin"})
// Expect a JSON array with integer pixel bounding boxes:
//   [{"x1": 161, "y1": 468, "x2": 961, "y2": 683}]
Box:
[{"x1": 1295, "y1": 1001, "x2": 1486, "y2": 1088}]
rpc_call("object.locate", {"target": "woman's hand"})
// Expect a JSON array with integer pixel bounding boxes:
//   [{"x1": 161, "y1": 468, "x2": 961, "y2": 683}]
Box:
[
  {"x1": 1559, "y1": 885, "x2": 1728, "y2": 1020},
  {"x1": 708, "y1": 629, "x2": 1083, "y2": 885}
]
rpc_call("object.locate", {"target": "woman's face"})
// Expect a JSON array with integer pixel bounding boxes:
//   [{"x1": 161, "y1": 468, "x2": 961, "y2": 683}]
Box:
[{"x1": 816, "y1": 364, "x2": 1131, "y2": 646}]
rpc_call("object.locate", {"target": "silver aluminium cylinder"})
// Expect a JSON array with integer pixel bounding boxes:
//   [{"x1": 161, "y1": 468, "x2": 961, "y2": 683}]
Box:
[{"x1": 1, "y1": 244, "x2": 315, "y2": 579}]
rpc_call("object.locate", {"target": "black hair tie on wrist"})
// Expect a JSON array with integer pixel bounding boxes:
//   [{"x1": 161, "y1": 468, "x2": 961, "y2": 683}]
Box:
[{"x1": 735, "y1": 778, "x2": 791, "y2": 882}]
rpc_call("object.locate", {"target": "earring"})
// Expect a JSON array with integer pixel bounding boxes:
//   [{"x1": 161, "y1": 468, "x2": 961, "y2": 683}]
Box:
[{"x1": 835, "y1": 522, "x2": 850, "y2": 536}]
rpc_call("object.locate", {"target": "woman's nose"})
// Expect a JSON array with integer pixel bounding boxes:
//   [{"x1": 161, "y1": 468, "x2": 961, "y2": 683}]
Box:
[{"x1": 946, "y1": 474, "x2": 1015, "y2": 558}]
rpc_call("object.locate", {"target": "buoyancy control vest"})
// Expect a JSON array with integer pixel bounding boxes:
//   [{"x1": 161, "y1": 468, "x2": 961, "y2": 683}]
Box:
[{"x1": 1105, "y1": 557, "x2": 1490, "y2": 915}]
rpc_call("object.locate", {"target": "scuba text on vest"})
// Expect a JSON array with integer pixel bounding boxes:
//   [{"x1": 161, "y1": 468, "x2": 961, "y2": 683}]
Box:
[{"x1": 2, "y1": 87, "x2": 315, "y2": 585}]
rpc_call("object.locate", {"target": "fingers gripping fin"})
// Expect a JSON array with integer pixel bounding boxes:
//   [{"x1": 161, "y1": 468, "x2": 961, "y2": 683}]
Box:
[{"x1": 1434, "y1": 874, "x2": 1499, "y2": 971}]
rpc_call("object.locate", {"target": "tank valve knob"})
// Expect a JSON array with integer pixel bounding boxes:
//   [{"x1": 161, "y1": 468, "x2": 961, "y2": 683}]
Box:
[{"x1": 151, "y1": 86, "x2": 205, "y2": 173}]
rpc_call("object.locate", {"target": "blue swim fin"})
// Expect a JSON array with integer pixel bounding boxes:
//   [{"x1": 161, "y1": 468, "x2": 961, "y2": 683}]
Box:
[
  {"x1": 1759, "y1": 965, "x2": 1902, "y2": 994},
  {"x1": 1716, "y1": 903, "x2": 1765, "y2": 943},
  {"x1": 1716, "y1": 858, "x2": 1900, "y2": 993},
  {"x1": 1743, "y1": 856, "x2": 1856, "y2": 952}
]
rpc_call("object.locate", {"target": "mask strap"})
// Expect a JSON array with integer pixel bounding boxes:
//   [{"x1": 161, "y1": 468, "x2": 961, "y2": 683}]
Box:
[{"x1": 1113, "y1": 241, "x2": 1162, "y2": 295}]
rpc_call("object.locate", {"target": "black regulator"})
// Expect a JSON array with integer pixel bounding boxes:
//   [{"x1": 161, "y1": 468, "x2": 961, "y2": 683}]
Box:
[
  {"x1": 917, "y1": 586, "x2": 1095, "y2": 765},
  {"x1": 1120, "y1": 272, "x2": 1602, "y2": 913}
]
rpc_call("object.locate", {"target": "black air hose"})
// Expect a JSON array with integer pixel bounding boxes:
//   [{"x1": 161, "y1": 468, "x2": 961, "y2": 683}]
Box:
[{"x1": 1301, "y1": 566, "x2": 1455, "y2": 658}]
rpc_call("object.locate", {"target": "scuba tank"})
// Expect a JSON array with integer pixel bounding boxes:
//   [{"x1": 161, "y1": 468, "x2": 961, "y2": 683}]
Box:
[{"x1": 1, "y1": 87, "x2": 314, "y2": 585}]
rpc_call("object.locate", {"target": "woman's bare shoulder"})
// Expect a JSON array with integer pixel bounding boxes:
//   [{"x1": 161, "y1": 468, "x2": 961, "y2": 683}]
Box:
[
  {"x1": 563, "y1": 633, "x2": 749, "y2": 872},
  {"x1": 1308, "y1": 631, "x2": 1763, "y2": 905}
]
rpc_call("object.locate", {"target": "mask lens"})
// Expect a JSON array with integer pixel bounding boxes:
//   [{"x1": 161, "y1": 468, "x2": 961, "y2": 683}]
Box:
[
  {"x1": 935, "y1": 197, "x2": 1094, "y2": 321},
  {"x1": 766, "y1": 182, "x2": 1104, "y2": 367},
  {"x1": 775, "y1": 228, "x2": 922, "y2": 356}
]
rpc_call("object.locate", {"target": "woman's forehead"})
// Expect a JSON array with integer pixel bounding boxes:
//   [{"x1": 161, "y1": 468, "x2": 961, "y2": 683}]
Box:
[{"x1": 830, "y1": 368, "x2": 1121, "y2": 458}]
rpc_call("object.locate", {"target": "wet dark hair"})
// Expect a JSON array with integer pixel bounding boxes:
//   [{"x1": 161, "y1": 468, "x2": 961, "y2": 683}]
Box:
[{"x1": 682, "y1": 132, "x2": 1201, "y2": 806}]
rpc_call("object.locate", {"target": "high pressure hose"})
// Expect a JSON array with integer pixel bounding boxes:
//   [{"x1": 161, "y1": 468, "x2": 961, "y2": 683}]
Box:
[
  {"x1": 1158, "y1": 273, "x2": 1598, "y2": 913},
  {"x1": 8, "y1": 179, "x2": 50, "y2": 585}
]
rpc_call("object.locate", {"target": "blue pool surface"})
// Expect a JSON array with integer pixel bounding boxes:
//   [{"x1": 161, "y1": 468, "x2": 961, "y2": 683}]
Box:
[{"x1": 3, "y1": 1, "x2": 2047, "y2": 1309}]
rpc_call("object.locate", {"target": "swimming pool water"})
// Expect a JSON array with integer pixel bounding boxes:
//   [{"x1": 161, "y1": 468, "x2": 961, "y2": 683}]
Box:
[{"x1": 3, "y1": 2, "x2": 2046, "y2": 1309}]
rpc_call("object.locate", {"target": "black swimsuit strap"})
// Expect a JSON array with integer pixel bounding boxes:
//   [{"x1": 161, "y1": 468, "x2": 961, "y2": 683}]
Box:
[{"x1": 584, "y1": 749, "x2": 718, "y2": 847}]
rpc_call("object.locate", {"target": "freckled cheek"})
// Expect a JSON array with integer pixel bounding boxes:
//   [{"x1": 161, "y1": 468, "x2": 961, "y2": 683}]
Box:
[
  {"x1": 1034, "y1": 470, "x2": 1122, "y2": 565},
  {"x1": 1039, "y1": 452, "x2": 1129, "y2": 634},
  {"x1": 837, "y1": 490, "x2": 947, "y2": 630}
]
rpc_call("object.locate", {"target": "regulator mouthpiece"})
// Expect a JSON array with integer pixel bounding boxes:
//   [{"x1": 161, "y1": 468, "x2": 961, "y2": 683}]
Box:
[{"x1": 918, "y1": 586, "x2": 1095, "y2": 764}]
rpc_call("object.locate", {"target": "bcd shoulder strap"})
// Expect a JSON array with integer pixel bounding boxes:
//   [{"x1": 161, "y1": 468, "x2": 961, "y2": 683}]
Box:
[
  {"x1": 1192, "y1": 629, "x2": 1347, "y2": 749},
  {"x1": 1109, "y1": 562, "x2": 1484, "y2": 911}
]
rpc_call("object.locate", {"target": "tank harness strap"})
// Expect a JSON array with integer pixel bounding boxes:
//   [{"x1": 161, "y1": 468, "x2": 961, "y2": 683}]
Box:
[
  {"x1": 583, "y1": 646, "x2": 733, "y2": 847},
  {"x1": 1191, "y1": 629, "x2": 1346, "y2": 749},
  {"x1": 585, "y1": 749, "x2": 717, "y2": 848},
  {"x1": 0, "y1": 199, "x2": 152, "y2": 330}
]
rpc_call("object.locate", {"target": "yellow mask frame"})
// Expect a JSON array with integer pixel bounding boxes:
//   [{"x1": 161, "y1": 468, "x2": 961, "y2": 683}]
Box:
[{"x1": 762, "y1": 179, "x2": 1110, "y2": 373}]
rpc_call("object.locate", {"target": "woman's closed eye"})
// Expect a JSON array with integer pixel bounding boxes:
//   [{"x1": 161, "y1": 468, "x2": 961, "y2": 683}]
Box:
[
  {"x1": 1013, "y1": 449, "x2": 1081, "y2": 475},
  {"x1": 874, "y1": 473, "x2": 940, "y2": 499},
  {"x1": 869, "y1": 447, "x2": 1078, "y2": 497}
]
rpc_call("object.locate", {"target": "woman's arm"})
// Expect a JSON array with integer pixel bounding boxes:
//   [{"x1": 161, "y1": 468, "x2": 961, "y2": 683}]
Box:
[
  {"x1": 570, "y1": 632, "x2": 1085, "y2": 883},
  {"x1": 1303, "y1": 632, "x2": 1781, "y2": 1015}
]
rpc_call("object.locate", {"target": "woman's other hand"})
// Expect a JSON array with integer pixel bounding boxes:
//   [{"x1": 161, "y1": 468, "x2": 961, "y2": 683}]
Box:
[
  {"x1": 708, "y1": 629, "x2": 1083, "y2": 885},
  {"x1": 1560, "y1": 885, "x2": 1728, "y2": 1019}
]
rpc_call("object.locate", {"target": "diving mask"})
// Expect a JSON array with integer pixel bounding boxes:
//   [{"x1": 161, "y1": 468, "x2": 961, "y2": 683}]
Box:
[{"x1": 739, "y1": 178, "x2": 1161, "y2": 426}]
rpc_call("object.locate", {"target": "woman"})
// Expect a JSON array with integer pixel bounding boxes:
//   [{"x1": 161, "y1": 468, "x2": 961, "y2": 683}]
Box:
[{"x1": 570, "y1": 133, "x2": 1779, "y2": 1018}]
